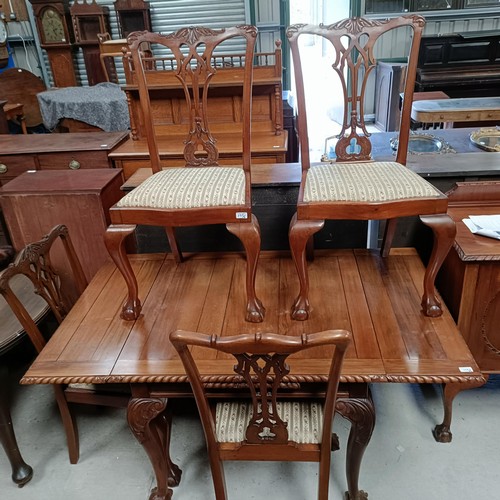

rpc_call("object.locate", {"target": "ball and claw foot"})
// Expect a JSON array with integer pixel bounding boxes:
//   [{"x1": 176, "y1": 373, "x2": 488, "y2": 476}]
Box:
[
  {"x1": 422, "y1": 297, "x2": 442, "y2": 318},
  {"x1": 246, "y1": 298, "x2": 265, "y2": 323},
  {"x1": 167, "y1": 463, "x2": 182, "y2": 487},
  {"x1": 433, "y1": 424, "x2": 452, "y2": 443},
  {"x1": 344, "y1": 490, "x2": 369, "y2": 499},
  {"x1": 120, "y1": 300, "x2": 142, "y2": 321},
  {"x1": 149, "y1": 486, "x2": 173, "y2": 500},
  {"x1": 291, "y1": 296, "x2": 310, "y2": 321},
  {"x1": 13, "y1": 464, "x2": 33, "y2": 488}
]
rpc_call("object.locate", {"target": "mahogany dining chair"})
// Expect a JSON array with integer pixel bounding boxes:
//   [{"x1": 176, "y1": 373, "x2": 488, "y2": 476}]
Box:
[
  {"x1": 171, "y1": 329, "x2": 351, "y2": 500},
  {"x1": 286, "y1": 15, "x2": 456, "y2": 320},
  {"x1": 104, "y1": 26, "x2": 265, "y2": 323},
  {"x1": 0, "y1": 225, "x2": 129, "y2": 466}
]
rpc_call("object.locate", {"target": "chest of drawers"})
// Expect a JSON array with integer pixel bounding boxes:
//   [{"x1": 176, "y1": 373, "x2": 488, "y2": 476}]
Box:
[{"x1": 0, "y1": 131, "x2": 129, "y2": 186}]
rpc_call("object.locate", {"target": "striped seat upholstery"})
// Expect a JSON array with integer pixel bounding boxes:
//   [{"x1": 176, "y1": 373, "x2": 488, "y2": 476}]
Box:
[
  {"x1": 216, "y1": 401, "x2": 324, "y2": 444},
  {"x1": 304, "y1": 161, "x2": 441, "y2": 203},
  {"x1": 117, "y1": 167, "x2": 246, "y2": 209}
]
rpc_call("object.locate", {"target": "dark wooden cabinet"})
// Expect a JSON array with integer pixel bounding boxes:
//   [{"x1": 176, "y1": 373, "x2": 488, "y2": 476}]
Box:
[
  {"x1": 416, "y1": 32, "x2": 500, "y2": 98},
  {"x1": 0, "y1": 169, "x2": 124, "y2": 295}
]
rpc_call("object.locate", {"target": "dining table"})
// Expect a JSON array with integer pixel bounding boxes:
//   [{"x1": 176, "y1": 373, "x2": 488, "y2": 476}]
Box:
[{"x1": 20, "y1": 248, "x2": 484, "y2": 499}]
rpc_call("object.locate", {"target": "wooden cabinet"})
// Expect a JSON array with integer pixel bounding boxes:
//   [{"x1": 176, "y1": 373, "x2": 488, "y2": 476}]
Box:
[
  {"x1": 437, "y1": 181, "x2": 500, "y2": 373},
  {"x1": 416, "y1": 33, "x2": 500, "y2": 99},
  {"x1": 0, "y1": 169, "x2": 124, "y2": 301},
  {"x1": 0, "y1": 131, "x2": 128, "y2": 185}
]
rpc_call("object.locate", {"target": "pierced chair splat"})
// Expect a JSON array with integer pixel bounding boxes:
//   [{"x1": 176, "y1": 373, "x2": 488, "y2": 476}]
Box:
[
  {"x1": 170, "y1": 329, "x2": 352, "y2": 500},
  {"x1": 286, "y1": 15, "x2": 456, "y2": 321},
  {"x1": 105, "y1": 26, "x2": 265, "y2": 323}
]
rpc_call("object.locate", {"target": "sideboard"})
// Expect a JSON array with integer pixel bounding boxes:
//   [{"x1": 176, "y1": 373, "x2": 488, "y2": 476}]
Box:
[
  {"x1": 0, "y1": 131, "x2": 129, "y2": 186},
  {"x1": 437, "y1": 181, "x2": 500, "y2": 373},
  {"x1": 114, "y1": 42, "x2": 288, "y2": 179}
]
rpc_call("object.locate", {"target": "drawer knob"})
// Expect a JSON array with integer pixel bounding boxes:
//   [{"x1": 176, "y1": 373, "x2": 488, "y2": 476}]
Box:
[
  {"x1": 0, "y1": 163, "x2": 7, "y2": 174},
  {"x1": 69, "y1": 159, "x2": 81, "y2": 170}
]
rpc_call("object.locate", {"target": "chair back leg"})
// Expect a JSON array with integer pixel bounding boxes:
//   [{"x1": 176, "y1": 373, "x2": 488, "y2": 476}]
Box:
[
  {"x1": 53, "y1": 385, "x2": 79, "y2": 464},
  {"x1": 0, "y1": 368, "x2": 33, "y2": 486}
]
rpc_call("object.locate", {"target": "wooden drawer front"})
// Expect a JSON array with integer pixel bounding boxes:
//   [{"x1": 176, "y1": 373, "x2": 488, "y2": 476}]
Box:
[
  {"x1": 37, "y1": 151, "x2": 111, "y2": 171},
  {"x1": 0, "y1": 155, "x2": 37, "y2": 183},
  {"x1": 252, "y1": 153, "x2": 286, "y2": 164},
  {"x1": 119, "y1": 159, "x2": 155, "y2": 180}
]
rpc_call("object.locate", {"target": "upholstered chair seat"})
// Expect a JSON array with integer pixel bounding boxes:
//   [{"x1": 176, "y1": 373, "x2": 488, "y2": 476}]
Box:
[
  {"x1": 304, "y1": 162, "x2": 442, "y2": 203},
  {"x1": 117, "y1": 167, "x2": 245, "y2": 209},
  {"x1": 216, "y1": 400, "x2": 324, "y2": 444}
]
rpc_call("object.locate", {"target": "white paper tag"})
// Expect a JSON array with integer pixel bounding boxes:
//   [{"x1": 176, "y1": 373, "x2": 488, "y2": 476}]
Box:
[
  {"x1": 236, "y1": 212, "x2": 248, "y2": 219},
  {"x1": 459, "y1": 366, "x2": 474, "y2": 373}
]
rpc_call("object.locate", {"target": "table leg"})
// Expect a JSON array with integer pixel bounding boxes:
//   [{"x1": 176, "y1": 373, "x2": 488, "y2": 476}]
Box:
[
  {"x1": 336, "y1": 385, "x2": 374, "y2": 500},
  {"x1": 127, "y1": 395, "x2": 182, "y2": 500},
  {"x1": 433, "y1": 379, "x2": 485, "y2": 443}
]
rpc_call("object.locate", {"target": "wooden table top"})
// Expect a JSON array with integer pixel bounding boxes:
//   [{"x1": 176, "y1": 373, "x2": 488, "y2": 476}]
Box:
[
  {"x1": 21, "y1": 249, "x2": 482, "y2": 387},
  {"x1": 120, "y1": 128, "x2": 500, "y2": 191},
  {"x1": 448, "y1": 206, "x2": 500, "y2": 262},
  {"x1": 411, "y1": 97, "x2": 500, "y2": 123}
]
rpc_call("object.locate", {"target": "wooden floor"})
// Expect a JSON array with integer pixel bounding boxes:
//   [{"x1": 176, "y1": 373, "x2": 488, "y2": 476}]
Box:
[{"x1": 29, "y1": 248, "x2": 481, "y2": 386}]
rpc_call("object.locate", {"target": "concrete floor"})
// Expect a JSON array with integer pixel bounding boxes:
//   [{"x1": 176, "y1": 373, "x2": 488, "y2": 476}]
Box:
[{"x1": 1, "y1": 357, "x2": 499, "y2": 500}]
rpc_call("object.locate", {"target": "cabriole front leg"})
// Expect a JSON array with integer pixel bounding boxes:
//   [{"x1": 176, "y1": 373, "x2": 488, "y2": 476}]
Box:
[
  {"x1": 227, "y1": 214, "x2": 265, "y2": 323},
  {"x1": 127, "y1": 395, "x2": 182, "y2": 500},
  {"x1": 104, "y1": 224, "x2": 142, "y2": 320},
  {"x1": 288, "y1": 214, "x2": 324, "y2": 320},
  {"x1": 419, "y1": 214, "x2": 456, "y2": 317},
  {"x1": 433, "y1": 379, "x2": 485, "y2": 443},
  {"x1": 336, "y1": 386, "x2": 374, "y2": 500}
]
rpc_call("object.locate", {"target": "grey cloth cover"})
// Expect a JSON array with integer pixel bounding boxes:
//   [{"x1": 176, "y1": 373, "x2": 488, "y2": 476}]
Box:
[{"x1": 37, "y1": 82, "x2": 130, "y2": 131}]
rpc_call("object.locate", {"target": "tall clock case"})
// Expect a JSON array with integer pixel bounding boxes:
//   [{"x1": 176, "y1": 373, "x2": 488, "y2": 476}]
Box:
[
  {"x1": 114, "y1": 0, "x2": 152, "y2": 38},
  {"x1": 29, "y1": 0, "x2": 77, "y2": 88},
  {"x1": 31, "y1": 1, "x2": 74, "y2": 46},
  {"x1": 0, "y1": 19, "x2": 9, "y2": 68}
]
